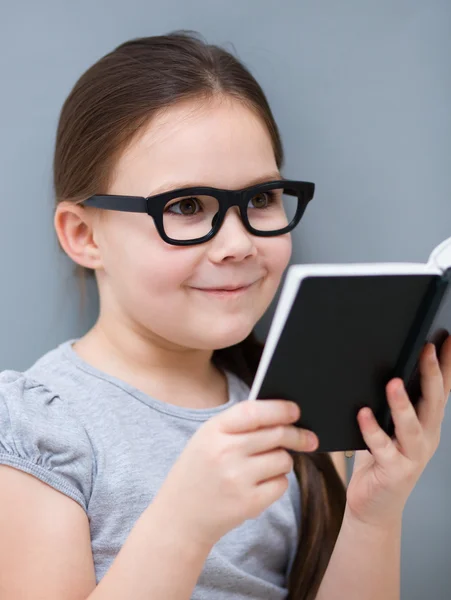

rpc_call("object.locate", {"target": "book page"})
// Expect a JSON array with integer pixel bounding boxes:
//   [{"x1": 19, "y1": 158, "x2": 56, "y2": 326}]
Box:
[
  {"x1": 289, "y1": 262, "x2": 439, "y2": 278},
  {"x1": 428, "y1": 235, "x2": 451, "y2": 272}
]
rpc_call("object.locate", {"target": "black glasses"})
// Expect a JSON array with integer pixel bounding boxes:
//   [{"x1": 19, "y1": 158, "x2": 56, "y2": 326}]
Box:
[{"x1": 81, "y1": 179, "x2": 315, "y2": 246}]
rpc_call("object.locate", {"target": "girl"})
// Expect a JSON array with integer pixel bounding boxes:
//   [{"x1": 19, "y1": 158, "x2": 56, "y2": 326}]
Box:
[{"x1": 0, "y1": 30, "x2": 450, "y2": 600}]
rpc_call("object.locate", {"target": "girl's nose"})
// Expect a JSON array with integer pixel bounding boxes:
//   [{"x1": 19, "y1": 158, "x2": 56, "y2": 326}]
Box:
[{"x1": 208, "y1": 207, "x2": 257, "y2": 261}]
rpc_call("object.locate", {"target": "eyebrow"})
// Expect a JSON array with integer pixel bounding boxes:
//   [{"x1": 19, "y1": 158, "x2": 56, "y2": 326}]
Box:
[{"x1": 148, "y1": 171, "x2": 283, "y2": 196}]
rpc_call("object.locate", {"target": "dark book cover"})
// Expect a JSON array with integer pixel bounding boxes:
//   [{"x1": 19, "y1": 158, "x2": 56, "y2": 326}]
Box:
[{"x1": 255, "y1": 269, "x2": 451, "y2": 453}]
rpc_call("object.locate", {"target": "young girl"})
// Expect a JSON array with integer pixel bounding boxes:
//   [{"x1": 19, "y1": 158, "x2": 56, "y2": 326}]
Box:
[{"x1": 0, "y1": 31, "x2": 450, "y2": 600}]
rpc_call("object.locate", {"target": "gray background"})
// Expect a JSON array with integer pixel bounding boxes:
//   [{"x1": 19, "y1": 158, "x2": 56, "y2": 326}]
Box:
[{"x1": 1, "y1": 1, "x2": 450, "y2": 597}]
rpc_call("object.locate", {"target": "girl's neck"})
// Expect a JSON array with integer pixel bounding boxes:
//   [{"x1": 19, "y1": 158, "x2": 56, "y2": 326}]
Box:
[{"x1": 72, "y1": 323, "x2": 229, "y2": 409}]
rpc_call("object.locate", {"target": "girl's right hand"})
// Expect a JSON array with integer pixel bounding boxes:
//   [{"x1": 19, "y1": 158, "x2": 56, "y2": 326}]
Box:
[{"x1": 153, "y1": 399, "x2": 318, "y2": 549}]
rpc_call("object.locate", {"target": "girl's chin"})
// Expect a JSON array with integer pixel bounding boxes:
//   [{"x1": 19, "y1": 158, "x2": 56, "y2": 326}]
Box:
[{"x1": 197, "y1": 320, "x2": 256, "y2": 351}]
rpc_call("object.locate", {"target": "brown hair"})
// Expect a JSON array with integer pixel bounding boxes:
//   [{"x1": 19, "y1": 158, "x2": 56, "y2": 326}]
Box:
[{"x1": 53, "y1": 30, "x2": 346, "y2": 599}]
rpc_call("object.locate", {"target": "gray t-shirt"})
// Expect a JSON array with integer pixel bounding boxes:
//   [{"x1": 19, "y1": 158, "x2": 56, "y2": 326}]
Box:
[{"x1": 0, "y1": 338, "x2": 301, "y2": 599}]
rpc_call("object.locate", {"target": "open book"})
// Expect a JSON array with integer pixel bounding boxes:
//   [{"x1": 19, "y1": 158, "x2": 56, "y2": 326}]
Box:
[{"x1": 248, "y1": 236, "x2": 451, "y2": 453}]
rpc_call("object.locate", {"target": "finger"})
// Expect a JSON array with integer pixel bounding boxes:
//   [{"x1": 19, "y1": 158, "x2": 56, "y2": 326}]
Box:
[
  {"x1": 248, "y1": 448, "x2": 294, "y2": 484},
  {"x1": 415, "y1": 343, "x2": 445, "y2": 434},
  {"x1": 218, "y1": 399, "x2": 300, "y2": 434},
  {"x1": 438, "y1": 335, "x2": 451, "y2": 403},
  {"x1": 386, "y1": 378, "x2": 425, "y2": 461},
  {"x1": 238, "y1": 424, "x2": 318, "y2": 456},
  {"x1": 357, "y1": 406, "x2": 399, "y2": 468}
]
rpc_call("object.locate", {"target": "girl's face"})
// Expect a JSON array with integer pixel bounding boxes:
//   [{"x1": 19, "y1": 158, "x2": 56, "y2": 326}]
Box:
[{"x1": 86, "y1": 97, "x2": 292, "y2": 350}]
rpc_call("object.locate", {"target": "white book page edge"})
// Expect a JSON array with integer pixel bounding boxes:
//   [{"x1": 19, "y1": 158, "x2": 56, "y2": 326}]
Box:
[
  {"x1": 428, "y1": 235, "x2": 451, "y2": 272},
  {"x1": 289, "y1": 261, "x2": 440, "y2": 277},
  {"x1": 248, "y1": 266, "x2": 301, "y2": 400}
]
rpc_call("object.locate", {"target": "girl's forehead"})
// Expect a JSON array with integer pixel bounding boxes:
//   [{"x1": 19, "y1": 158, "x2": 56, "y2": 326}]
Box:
[
  {"x1": 137, "y1": 97, "x2": 271, "y2": 152},
  {"x1": 112, "y1": 98, "x2": 277, "y2": 195}
]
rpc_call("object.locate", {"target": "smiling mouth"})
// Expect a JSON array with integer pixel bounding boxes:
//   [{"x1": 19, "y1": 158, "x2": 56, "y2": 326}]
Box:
[{"x1": 191, "y1": 280, "x2": 260, "y2": 295}]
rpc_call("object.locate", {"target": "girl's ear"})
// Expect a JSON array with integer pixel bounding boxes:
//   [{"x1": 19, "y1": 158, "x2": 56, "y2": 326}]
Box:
[{"x1": 54, "y1": 202, "x2": 103, "y2": 271}]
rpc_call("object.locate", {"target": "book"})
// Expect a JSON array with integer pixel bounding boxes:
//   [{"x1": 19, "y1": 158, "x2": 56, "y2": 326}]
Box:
[{"x1": 248, "y1": 236, "x2": 451, "y2": 454}]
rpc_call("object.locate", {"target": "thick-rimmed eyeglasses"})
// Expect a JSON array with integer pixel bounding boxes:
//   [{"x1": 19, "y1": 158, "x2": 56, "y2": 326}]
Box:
[{"x1": 80, "y1": 179, "x2": 315, "y2": 246}]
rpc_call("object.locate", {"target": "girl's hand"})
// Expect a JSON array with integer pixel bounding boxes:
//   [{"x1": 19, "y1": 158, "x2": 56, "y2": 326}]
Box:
[
  {"x1": 346, "y1": 335, "x2": 451, "y2": 528},
  {"x1": 153, "y1": 398, "x2": 317, "y2": 549}
]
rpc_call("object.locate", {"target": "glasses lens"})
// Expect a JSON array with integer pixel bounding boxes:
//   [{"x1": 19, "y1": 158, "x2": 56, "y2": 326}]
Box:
[
  {"x1": 246, "y1": 186, "x2": 299, "y2": 232},
  {"x1": 163, "y1": 194, "x2": 219, "y2": 241}
]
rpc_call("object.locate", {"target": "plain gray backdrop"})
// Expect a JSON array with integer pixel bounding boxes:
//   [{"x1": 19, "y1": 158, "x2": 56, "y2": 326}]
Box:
[{"x1": 1, "y1": 1, "x2": 450, "y2": 598}]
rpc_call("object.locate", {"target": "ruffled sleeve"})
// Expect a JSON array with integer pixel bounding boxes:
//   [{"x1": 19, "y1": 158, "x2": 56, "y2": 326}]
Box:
[{"x1": 0, "y1": 370, "x2": 94, "y2": 512}]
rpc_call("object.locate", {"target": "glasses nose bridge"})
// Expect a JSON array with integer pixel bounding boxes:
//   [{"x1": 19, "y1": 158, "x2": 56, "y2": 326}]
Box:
[
  {"x1": 210, "y1": 188, "x2": 248, "y2": 233},
  {"x1": 220, "y1": 188, "x2": 246, "y2": 216}
]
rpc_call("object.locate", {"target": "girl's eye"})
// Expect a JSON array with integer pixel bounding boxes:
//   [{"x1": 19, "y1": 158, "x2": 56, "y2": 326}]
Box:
[
  {"x1": 248, "y1": 192, "x2": 272, "y2": 209},
  {"x1": 166, "y1": 197, "x2": 201, "y2": 215}
]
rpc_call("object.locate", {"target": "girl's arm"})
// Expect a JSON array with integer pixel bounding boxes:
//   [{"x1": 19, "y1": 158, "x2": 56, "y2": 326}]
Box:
[
  {"x1": 89, "y1": 496, "x2": 212, "y2": 600},
  {"x1": 315, "y1": 504, "x2": 401, "y2": 600},
  {"x1": 0, "y1": 465, "x2": 96, "y2": 600},
  {"x1": 0, "y1": 465, "x2": 211, "y2": 600}
]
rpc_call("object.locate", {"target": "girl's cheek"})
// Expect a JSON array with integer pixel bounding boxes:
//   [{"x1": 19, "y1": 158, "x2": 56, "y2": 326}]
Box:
[
  {"x1": 141, "y1": 254, "x2": 201, "y2": 293},
  {"x1": 265, "y1": 237, "x2": 292, "y2": 273}
]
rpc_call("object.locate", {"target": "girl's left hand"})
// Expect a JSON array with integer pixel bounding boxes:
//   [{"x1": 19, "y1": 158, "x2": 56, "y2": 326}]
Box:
[{"x1": 346, "y1": 334, "x2": 451, "y2": 528}]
